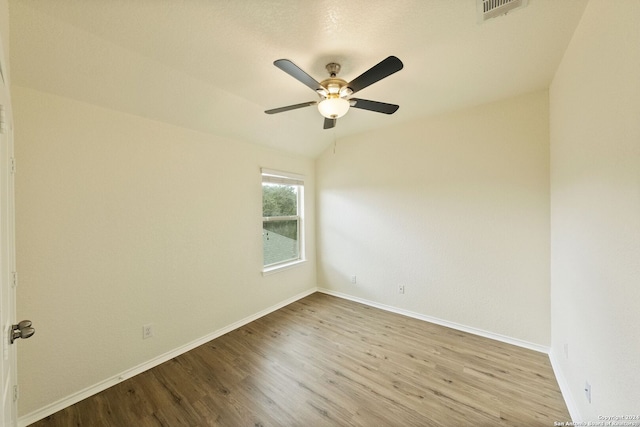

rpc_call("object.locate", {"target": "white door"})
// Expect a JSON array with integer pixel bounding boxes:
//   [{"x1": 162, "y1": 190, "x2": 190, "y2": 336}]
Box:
[{"x1": 0, "y1": 27, "x2": 18, "y2": 427}]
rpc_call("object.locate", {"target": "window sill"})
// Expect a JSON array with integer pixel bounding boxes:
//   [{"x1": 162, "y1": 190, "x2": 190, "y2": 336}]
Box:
[{"x1": 262, "y1": 259, "x2": 306, "y2": 276}]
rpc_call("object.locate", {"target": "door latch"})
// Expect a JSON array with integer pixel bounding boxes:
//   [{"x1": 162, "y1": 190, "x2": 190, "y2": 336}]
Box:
[{"x1": 10, "y1": 320, "x2": 35, "y2": 344}]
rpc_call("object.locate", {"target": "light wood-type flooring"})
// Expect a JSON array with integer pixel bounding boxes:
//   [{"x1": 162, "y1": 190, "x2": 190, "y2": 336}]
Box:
[{"x1": 30, "y1": 292, "x2": 570, "y2": 426}]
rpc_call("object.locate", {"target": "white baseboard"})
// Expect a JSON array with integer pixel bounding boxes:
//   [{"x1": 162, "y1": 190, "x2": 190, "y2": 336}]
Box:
[
  {"x1": 21, "y1": 287, "x2": 569, "y2": 426},
  {"x1": 18, "y1": 288, "x2": 317, "y2": 427},
  {"x1": 317, "y1": 288, "x2": 549, "y2": 354},
  {"x1": 549, "y1": 348, "x2": 581, "y2": 422},
  {"x1": 318, "y1": 289, "x2": 589, "y2": 419}
]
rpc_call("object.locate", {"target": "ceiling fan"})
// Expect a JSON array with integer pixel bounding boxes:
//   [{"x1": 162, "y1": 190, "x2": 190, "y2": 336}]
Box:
[{"x1": 265, "y1": 56, "x2": 404, "y2": 129}]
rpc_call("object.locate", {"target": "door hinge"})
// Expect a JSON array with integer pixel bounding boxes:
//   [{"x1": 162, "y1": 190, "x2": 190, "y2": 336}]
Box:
[
  {"x1": 10, "y1": 157, "x2": 16, "y2": 175},
  {"x1": 11, "y1": 271, "x2": 17, "y2": 288},
  {"x1": 13, "y1": 385, "x2": 19, "y2": 402}
]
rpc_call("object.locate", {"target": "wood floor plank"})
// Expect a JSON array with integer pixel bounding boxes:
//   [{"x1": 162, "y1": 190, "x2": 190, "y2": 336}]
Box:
[{"x1": 29, "y1": 293, "x2": 569, "y2": 426}]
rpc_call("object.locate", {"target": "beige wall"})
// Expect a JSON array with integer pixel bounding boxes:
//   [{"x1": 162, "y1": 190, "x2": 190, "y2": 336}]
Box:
[
  {"x1": 0, "y1": 0, "x2": 8, "y2": 80},
  {"x1": 549, "y1": 0, "x2": 640, "y2": 419},
  {"x1": 316, "y1": 90, "x2": 551, "y2": 346},
  {"x1": 14, "y1": 86, "x2": 316, "y2": 416}
]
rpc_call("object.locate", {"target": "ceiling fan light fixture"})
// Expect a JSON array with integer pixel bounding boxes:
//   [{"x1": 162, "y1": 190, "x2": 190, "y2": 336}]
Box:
[
  {"x1": 318, "y1": 96, "x2": 350, "y2": 119},
  {"x1": 316, "y1": 87, "x2": 329, "y2": 97},
  {"x1": 327, "y1": 83, "x2": 340, "y2": 94},
  {"x1": 339, "y1": 86, "x2": 353, "y2": 97}
]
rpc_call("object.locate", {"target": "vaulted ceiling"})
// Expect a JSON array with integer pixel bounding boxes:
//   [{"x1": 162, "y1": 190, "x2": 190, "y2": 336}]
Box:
[{"x1": 9, "y1": 0, "x2": 588, "y2": 157}]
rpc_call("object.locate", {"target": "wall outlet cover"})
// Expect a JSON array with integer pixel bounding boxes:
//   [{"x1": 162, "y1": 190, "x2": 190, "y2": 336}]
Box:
[{"x1": 143, "y1": 324, "x2": 154, "y2": 339}]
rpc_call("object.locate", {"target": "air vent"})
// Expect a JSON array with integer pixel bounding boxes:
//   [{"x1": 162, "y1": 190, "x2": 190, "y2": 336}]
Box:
[{"x1": 478, "y1": 0, "x2": 529, "y2": 22}]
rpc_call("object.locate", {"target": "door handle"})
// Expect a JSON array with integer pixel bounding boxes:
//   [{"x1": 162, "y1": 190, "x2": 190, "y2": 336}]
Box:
[{"x1": 10, "y1": 320, "x2": 35, "y2": 344}]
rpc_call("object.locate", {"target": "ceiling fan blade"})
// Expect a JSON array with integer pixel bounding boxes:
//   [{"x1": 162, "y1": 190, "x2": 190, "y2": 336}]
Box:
[
  {"x1": 265, "y1": 101, "x2": 317, "y2": 114},
  {"x1": 347, "y1": 56, "x2": 403, "y2": 94},
  {"x1": 274, "y1": 59, "x2": 323, "y2": 92},
  {"x1": 350, "y1": 98, "x2": 399, "y2": 114},
  {"x1": 323, "y1": 118, "x2": 336, "y2": 129}
]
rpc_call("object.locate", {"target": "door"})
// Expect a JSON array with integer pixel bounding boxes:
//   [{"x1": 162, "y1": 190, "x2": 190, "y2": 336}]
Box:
[{"x1": 0, "y1": 26, "x2": 18, "y2": 426}]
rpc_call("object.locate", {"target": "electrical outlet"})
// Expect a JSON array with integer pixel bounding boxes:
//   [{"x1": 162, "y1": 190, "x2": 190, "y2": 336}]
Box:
[
  {"x1": 350, "y1": 275, "x2": 357, "y2": 284},
  {"x1": 398, "y1": 285, "x2": 405, "y2": 294},
  {"x1": 143, "y1": 324, "x2": 154, "y2": 339},
  {"x1": 584, "y1": 381, "x2": 591, "y2": 403}
]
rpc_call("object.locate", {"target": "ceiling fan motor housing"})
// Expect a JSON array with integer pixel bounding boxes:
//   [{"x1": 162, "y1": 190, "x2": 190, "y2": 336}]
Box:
[{"x1": 319, "y1": 78, "x2": 349, "y2": 95}]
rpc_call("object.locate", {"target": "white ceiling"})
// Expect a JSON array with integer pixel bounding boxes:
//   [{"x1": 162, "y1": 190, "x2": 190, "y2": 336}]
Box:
[{"x1": 8, "y1": 0, "x2": 588, "y2": 158}]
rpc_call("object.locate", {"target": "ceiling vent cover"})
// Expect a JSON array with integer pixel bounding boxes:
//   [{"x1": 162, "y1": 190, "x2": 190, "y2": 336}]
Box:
[{"x1": 478, "y1": 0, "x2": 529, "y2": 22}]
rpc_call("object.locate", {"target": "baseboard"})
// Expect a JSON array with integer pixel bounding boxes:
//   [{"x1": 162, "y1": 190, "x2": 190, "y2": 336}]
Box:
[
  {"x1": 20, "y1": 287, "x2": 563, "y2": 426},
  {"x1": 18, "y1": 287, "x2": 317, "y2": 427},
  {"x1": 549, "y1": 347, "x2": 581, "y2": 422},
  {"x1": 319, "y1": 289, "x2": 590, "y2": 421},
  {"x1": 317, "y1": 288, "x2": 549, "y2": 354}
]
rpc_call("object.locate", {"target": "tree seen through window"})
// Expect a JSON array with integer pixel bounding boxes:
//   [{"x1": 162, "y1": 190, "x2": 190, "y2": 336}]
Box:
[{"x1": 262, "y1": 180, "x2": 301, "y2": 267}]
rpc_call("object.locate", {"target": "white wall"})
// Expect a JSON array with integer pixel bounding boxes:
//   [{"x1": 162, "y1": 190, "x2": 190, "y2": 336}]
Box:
[
  {"x1": 316, "y1": 90, "x2": 551, "y2": 347},
  {"x1": 13, "y1": 86, "x2": 316, "y2": 417},
  {"x1": 14, "y1": 0, "x2": 640, "y2": 422},
  {"x1": 549, "y1": 0, "x2": 640, "y2": 420}
]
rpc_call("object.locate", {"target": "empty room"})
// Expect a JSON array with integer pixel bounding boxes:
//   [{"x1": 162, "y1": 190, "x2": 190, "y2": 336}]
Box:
[{"x1": 1, "y1": 0, "x2": 638, "y2": 426}]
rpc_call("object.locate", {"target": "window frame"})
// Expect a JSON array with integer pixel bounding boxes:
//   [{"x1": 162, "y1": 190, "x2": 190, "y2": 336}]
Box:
[{"x1": 261, "y1": 168, "x2": 305, "y2": 274}]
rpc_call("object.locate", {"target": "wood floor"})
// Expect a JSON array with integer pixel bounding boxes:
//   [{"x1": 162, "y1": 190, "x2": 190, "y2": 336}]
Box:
[{"x1": 31, "y1": 292, "x2": 569, "y2": 426}]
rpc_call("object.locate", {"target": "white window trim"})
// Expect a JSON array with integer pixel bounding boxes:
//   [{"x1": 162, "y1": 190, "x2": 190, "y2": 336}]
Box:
[
  {"x1": 262, "y1": 259, "x2": 307, "y2": 276},
  {"x1": 261, "y1": 168, "x2": 304, "y2": 185},
  {"x1": 261, "y1": 168, "x2": 305, "y2": 274}
]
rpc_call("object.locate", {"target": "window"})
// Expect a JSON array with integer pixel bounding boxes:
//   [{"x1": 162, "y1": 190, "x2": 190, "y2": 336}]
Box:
[{"x1": 262, "y1": 169, "x2": 304, "y2": 270}]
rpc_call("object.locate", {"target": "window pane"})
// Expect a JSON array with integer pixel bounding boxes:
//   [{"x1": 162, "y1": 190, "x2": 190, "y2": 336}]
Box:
[
  {"x1": 262, "y1": 183, "x2": 297, "y2": 217},
  {"x1": 263, "y1": 220, "x2": 299, "y2": 266}
]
